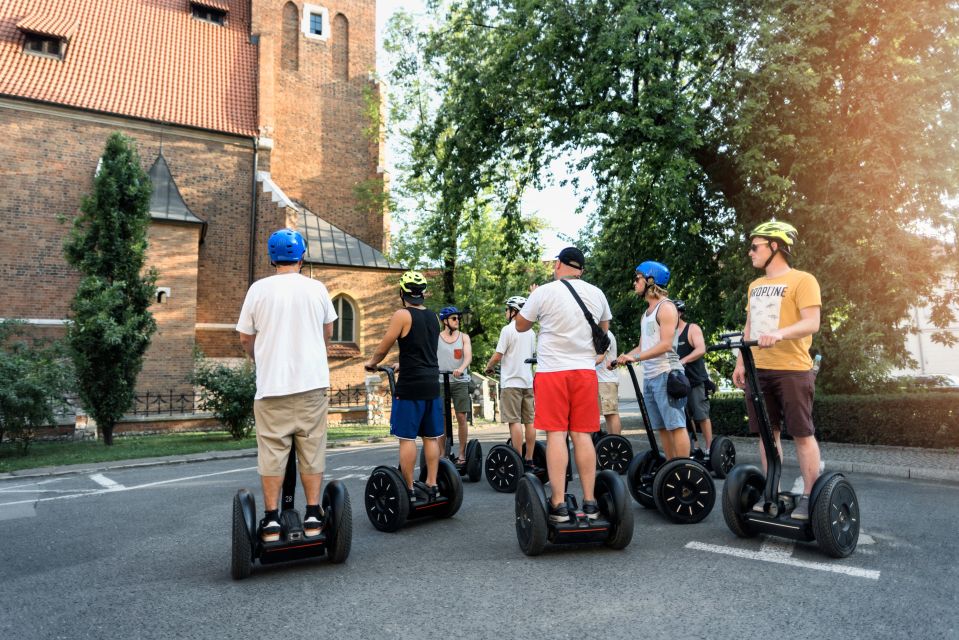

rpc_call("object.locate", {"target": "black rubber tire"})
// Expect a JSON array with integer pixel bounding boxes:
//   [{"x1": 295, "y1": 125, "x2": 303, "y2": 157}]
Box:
[
  {"x1": 653, "y1": 459, "x2": 716, "y2": 524},
  {"x1": 365, "y1": 466, "x2": 410, "y2": 532},
  {"x1": 596, "y1": 470, "x2": 634, "y2": 550},
  {"x1": 721, "y1": 465, "x2": 764, "y2": 538},
  {"x1": 323, "y1": 481, "x2": 352, "y2": 563},
  {"x1": 626, "y1": 450, "x2": 662, "y2": 508},
  {"x1": 812, "y1": 475, "x2": 860, "y2": 558},
  {"x1": 231, "y1": 491, "x2": 254, "y2": 580},
  {"x1": 434, "y1": 458, "x2": 464, "y2": 518},
  {"x1": 595, "y1": 434, "x2": 634, "y2": 475},
  {"x1": 485, "y1": 444, "x2": 523, "y2": 493},
  {"x1": 465, "y1": 439, "x2": 483, "y2": 482},
  {"x1": 709, "y1": 436, "x2": 736, "y2": 479},
  {"x1": 515, "y1": 475, "x2": 548, "y2": 556},
  {"x1": 591, "y1": 429, "x2": 608, "y2": 445},
  {"x1": 532, "y1": 441, "x2": 547, "y2": 471}
]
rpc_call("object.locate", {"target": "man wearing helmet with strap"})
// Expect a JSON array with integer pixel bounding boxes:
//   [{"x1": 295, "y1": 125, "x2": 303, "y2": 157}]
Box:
[
  {"x1": 364, "y1": 271, "x2": 444, "y2": 504},
  {"x1": 484, "y1": 296, "x2": 538, "y2": 472},
  {"x1": 436, "y1": 306, "x2": 473, "y2": 465},
  {"x1": 615, "y1": 260, "x2": 690, "y2": 460},
  {"x1": 236, "y1": 229, "x2": 338, "y2": 543},
  {"x1": 733, "y1": 220, "x2": 822, "y2": 521}
]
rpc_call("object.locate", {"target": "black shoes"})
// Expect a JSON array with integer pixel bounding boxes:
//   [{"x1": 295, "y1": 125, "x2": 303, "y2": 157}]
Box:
[
  {"x1": 303, "y1": 506, "x2": 325, "y2": 538},
  {"x1": 549, "y1": 502, "x2": 570, "y2": 523},
  {"x1": 259, "y1": 514, "x2": 281, "y2": 543},
  {"x1": 582, "y1": 500, "x2": 600, "y2": 520}
]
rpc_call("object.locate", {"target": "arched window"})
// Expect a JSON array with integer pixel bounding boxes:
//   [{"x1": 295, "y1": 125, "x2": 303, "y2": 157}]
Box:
[
  {"x1": 333, "y1": 13, "x2": 348, "y2": 81},
  {"x1": 332, "y1": 295, "x2": 355, "y2": 343},
  {"x1": 281, "y1": 2, "x2": 299, "y2": 72}
]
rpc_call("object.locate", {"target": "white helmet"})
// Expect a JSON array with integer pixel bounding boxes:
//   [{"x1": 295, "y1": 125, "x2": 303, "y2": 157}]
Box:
[{"x1": 505, "y1": 296, "x2": 527, "y2": 311}]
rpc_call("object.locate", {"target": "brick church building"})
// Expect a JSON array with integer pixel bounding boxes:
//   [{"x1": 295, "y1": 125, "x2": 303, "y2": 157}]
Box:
[{"x1": 0, "y1": 0, "x2": 402, "y2": 406}]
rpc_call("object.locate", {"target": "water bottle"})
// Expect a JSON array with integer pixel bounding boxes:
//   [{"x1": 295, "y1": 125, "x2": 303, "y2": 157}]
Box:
[{"x1": 812, "y1": 354, "x2": 822, "y2": 374}]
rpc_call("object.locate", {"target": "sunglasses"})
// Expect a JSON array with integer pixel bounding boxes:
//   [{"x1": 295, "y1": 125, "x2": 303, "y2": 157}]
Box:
[{"x1": 749, "y1": 241, "x2": 770, "y2": 253}]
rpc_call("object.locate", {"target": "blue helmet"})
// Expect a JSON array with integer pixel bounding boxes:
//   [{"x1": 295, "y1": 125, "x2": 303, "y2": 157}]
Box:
[
  {"x1": 439, "y1": 306, "x2": 462, "y2": 321},
  {"x1": 268, "y1": 229, "x2": 307, "y2": 263},
  {"x1": 636, "y1": 260, "x2": 670, "y2": 287}
]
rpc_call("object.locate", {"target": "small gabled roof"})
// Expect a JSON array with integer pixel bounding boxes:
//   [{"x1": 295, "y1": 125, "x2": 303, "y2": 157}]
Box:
[
  {"x1": 299, "y1": 210, "x2": 400, "y2": 270},
  {"x1": 148, "y1": 153, "x2": 206, "y2": 238}
]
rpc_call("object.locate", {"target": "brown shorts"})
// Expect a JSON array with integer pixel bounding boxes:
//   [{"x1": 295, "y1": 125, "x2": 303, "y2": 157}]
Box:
[
  {"x1": 501, "y1": 387, "x2": 534, "y2": 424},
  {"x1": 254, "y1": 388, "x2": 329, "y2": 476},
  {"x1": 598, "y1": 382, "x2": 619, "y2": 415},
  {"x1": 745, "y1": 369, "x2": 815, "y2": 438}
]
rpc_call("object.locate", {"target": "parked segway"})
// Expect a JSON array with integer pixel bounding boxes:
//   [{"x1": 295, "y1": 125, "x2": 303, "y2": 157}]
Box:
[
  {"x1": 592, "y1": 428, "x2": 634, "y2": 475},
  {"x1": 709, "y1": 333, "x2": 860, "y2": 558},
  {"x1": 365, "y1": 366, "x2": 464, "y2": 532},
  {"x1": 231, "y1": 449, "x2": 352, "y2": 580},
  {"x1": 621, "y1": 362, "x2": 716, "y2": 524},
  {"x1": 419, "y1": 371, "x2": 482, "y2": 482},
  {"x1": 686, "y1": 388, "x2": 736, "y2": 478}
]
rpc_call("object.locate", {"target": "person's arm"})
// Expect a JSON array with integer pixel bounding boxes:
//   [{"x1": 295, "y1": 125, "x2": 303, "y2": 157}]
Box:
[
  {"x1": 455, "y1": 334, "x2": 473, "y2": 378},
  {"x1": 364, "y1": 310, "x2": 410, "y2": 371},
  {"x1": 733, "y1": 313, "x2": 751, "y2": 389},
  {"x1": 239, "y1": 332, "x2": 255, "y2": 362},
  {"x1": 756, "y1": 306, "x2": 821, "y2": 347},
  {"x1": 515, "y1": 316, "x2": 533, "y2": 333},
  {"x1": 679, "y1": 323, "x2": 707, "y2": 365},
  {"x1": 616, "y1": 303, "x2": 677, "y2": 364},
  {"x1": 324, "y1": 322, "x2": 334, "y2": 346},
  {"x1": 485, "y1": 352, "x2": 503, "y2": 374}
]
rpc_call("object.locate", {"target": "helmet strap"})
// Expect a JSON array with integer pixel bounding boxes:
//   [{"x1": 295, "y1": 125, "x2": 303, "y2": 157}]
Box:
[{"x1": 507, "y1": 308, "x2": 518, "y2": 322}]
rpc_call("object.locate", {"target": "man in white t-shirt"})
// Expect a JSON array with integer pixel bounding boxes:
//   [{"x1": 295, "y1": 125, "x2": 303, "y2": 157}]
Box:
[
  {"x1": 596, "y1": 330, "x2": 621, "y2": 434},
  {"x1": 484, "y1": 295, "x2": 537, "y2": 472},
  {"x1": 515, "y1": 247, "x2": 612, "y2": 523},
  {"x1": 236, "y1": 229, "x2": 338, "y2": 543}
]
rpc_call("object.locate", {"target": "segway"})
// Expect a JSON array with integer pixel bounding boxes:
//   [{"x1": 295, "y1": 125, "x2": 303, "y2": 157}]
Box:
[
  {"x1": 686, "y1": 393, "x2": 736, "y2": 478},
  {"x1": 592, "y1": 429, "x2": 634, "y2": 475},
  {"x1": 231, "y1": 449, "x2": 352, "y2": 580},
  {"x1": 485, "y1": 438, "x2": 547, "y2": 493},
  {"x1": 709, "y1": 333, "x2": 860, "y2": 558},
  {"x1": 365, "y1": 366, "x2": 464, "y2": 533},
  {"x1": 622, "y1": 362, "x2": 716, "y2": 524},
  {"x1": 419, "y1": 371, "x2": 482, "y2": 482}
]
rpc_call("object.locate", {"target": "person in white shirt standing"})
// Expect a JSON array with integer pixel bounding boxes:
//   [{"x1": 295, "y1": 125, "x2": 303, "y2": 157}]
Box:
[
  {"x1": 485, "y1": 296, "x2": 538, "y2": 472},
  {"x1": 515, "y1": 247, "x2": 612, "y2": 523},
  {"x1": 596, "y1": 330, "x2": 622, "y2": 435},
  {"x1": 236, "y1": 229, "x2": 338, "y2": 543}
]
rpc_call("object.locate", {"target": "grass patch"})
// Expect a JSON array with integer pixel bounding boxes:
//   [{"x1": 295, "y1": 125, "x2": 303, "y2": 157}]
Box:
[{"x1": 0, "y1": 424, "x2": 391, "y2": 474}]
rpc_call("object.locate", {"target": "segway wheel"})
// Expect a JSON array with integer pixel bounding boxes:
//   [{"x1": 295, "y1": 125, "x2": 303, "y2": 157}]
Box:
[
  {"x1": 515, "y1": 475, "x2": 548, "y2": 556},
  {"x1": 595, "y1": 434, "x2": 634, "y2": 475},
  {"x1": 811, "y1": 475, "x2": 860, "y2": 558},
  {"x1": 365, "y1": 466, "x2": 410, "y2": 533},
  {"x1": 591, "y1": 429, "x2": 608, "y2": 445},
  {"x1": 653, "y1": 459, "x2": 715, "y2": 524},
  {"x1": 434, "y1": 458, "x2": 464, "y2": 518},
  {"x1": 323, "y1": 480, "x2": 352, "y2": 563},
  {"x1": 596, "y1": 470, "x2": 634, "y2": 550},
  {"x1": 485, "y1": 444, "x2": 523, "y2": 493},
  {"x1": 626, "y1": 450, "x2": 662, "y2": 508},
  {"x1": 465, "y1": 439, "x2": 483, "y2": 482},
  {"x1": 708, "y1": 436, "x2": 736, "y2": 479},
  {"x1": 721, "y1": 465, "x2": 764, "y2": 538},
  {"x1": 532, "y1": 441, "x2": 547, "y2": 471},
  {"x1": 231, "y1": 490, "x2": 255, "y2": 580}
]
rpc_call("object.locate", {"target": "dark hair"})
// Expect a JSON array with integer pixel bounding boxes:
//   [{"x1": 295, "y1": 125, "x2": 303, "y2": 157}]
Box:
[{"x1": 274, "y1": 260, "x2": 300, "y2": 266}]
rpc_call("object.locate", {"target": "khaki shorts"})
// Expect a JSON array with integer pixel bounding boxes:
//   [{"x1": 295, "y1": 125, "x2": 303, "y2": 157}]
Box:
[
  {"x1": 598, "y1": 381, "x2": 619, "y2": 415},
  {"x1": 441, "y1": 381, "x2": 472, "y2": 414},
  {"x1": 501, "y1": 387, "x2": 534, "y2": 424},
  {"x1": 254, "y1": 388, "x2": 329, "y2": 476}
]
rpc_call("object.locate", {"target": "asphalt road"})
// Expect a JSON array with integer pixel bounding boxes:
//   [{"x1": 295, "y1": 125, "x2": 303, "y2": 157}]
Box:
[{"x1": 1, "y1": 434, "x2": 957, "y2": 640}]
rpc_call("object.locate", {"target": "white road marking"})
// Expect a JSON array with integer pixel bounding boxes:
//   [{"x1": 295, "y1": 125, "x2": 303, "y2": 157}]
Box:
[
  {"x1": 89, "y1": 474, "x2": 124, "y2": 490},
  {"x1": 686, "y1": 541, "x2": 881, "y2": 580}
]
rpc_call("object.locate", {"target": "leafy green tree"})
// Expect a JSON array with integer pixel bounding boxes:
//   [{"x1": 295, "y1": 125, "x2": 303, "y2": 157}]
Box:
[
  {"x1": 192, "y1": 359, "x2": 256, "y2": 440},
  {"x1": 0, "y1": 321, "x2": 74, "y2": 454},
  {"x1": 63, "y1": 132, "x2": 157, "y2": 445}
]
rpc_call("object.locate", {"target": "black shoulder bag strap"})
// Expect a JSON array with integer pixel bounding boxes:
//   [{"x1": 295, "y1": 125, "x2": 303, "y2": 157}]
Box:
[{"x1": 559, "y1": 279, "x2": 609, "y2": 352}]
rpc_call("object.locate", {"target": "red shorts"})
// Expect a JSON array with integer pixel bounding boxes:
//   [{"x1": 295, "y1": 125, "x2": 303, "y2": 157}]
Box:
[{"x1": 533, "y1": 370, "x2": 600, "y2": 433}]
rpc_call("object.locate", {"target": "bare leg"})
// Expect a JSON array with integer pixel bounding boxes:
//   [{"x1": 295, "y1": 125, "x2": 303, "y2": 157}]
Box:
[
  {"x1": 793, "y1": 435, "x2": 821, "y2": 495},
  {"x1": 509, "y1": 422, "x2": 523, "y2": 452},
  {"x1": 668, "y1": 428, "x2": 690, "y2": 459},
  {"x1": 300, "y1": 472, "x2": 323, "y2": 505},
  {"x1": 422, "y1": 436, "x2": 440, "y2": 486},
  {"x1": 604, "y1": 413, "x2": 622, "y2": 435},
  {"x1": 456, "y1": 412, "x2": 468, "y2": 460},
  {"x1": 570, "y1": 431, "x2": 596, "y2": 502},
  {"x1": 545, "y1": 430, "x2": 569, "y2": 507},
  {"x1": 261, "y1": 475, "x2": 283, "y2": 511},
  {"x1": 524, "y1": 423, "x2": 536, "y2": 461},
  {"x1": 757, "y1": 428, "x2": 784, "y2": 475},
  {"x1": 398, "y1": 439, "x2": 417, "y2": 489},
  {"x1": 699, "y1": 418, "x2": 713, "y2": 449}
]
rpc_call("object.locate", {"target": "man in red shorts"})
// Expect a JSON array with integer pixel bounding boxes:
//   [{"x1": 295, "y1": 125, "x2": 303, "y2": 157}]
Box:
[{"x1": 515, "y1": 247, "x2": 612, "y2": 522}]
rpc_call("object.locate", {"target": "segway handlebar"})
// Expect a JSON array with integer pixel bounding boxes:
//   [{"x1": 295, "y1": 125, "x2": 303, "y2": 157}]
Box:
[
  {"x1": 708, "y1": 336, "x2": 759, "y2": 352},
  {"x1": 524, "y1": 358, "x2": 537, "y2": 364}
]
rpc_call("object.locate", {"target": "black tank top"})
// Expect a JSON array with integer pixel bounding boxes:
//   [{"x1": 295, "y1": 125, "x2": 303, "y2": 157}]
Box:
[
  {"x1": 676, "y1": 323, "x2": 709, "y2": 386},
  {"x1": 396, "y1": 307, "x2": 440, "y2": 400}
]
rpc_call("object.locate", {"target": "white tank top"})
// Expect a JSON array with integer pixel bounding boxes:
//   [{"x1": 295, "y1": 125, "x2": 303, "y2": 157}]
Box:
[{"x1": 641, "y1": 299, "x2": 677, "y2": 379}]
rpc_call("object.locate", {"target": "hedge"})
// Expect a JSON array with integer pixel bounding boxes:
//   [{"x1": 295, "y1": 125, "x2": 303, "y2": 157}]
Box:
[{"x1": 710, "y1": 393, "x2": 959, "y2": 449}]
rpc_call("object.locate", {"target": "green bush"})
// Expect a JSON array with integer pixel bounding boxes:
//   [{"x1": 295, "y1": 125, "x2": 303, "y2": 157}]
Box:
[
  {"x1": 192, "y1": 360, "x2": 256, "y2": 440},
  {"x1": 711, "y1": 392, "x2": 959, "y2": 449}
]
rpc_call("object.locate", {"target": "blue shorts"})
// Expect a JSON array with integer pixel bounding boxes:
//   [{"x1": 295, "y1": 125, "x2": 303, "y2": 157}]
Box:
[
  {"x1": 643, "y1": 371, "x2": 687, "y2": 431},
  {"x1": 390, "y1": 397, "x2": 444, "y2": 440}
]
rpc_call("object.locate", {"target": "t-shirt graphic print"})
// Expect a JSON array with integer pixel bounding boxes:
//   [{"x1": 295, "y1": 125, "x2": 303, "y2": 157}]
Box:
[{"x1": 747, "y1": 269, "x2": 821, "y2": 371}]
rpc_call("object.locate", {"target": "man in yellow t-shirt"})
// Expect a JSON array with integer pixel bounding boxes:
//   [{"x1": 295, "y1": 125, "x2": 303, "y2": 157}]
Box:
[{"x1": 732, "y1": 220, "x2": 822, "y2": 521}]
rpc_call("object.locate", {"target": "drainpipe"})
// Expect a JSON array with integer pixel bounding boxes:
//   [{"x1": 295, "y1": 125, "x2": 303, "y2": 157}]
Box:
[{"x1": 248, "y1": 138, "x2": 259, "y2": 287}]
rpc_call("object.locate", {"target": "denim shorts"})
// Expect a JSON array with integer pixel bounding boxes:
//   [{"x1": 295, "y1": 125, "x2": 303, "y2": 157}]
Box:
[
  {"x1": 643, "y1": 371, "x2": 687, "y2": 431},
  {"x1": 390, "y1": 397, "x2": 444, "y2": 440}
]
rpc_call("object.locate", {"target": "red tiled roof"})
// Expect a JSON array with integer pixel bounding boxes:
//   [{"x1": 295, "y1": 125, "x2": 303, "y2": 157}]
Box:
[
  {"x1": 0, "y1": 0, "x2": 257, "y2": 137},
  {"x1": 191, "y1": 0, "x2": 231, "y2": 12}
]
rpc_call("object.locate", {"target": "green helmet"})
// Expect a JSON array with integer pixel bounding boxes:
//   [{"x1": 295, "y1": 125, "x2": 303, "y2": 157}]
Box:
[
  {"x1": 399, "y1": 270, "x2": 428, "y2": 296},
  {"x1": 750, "y1": 220, "x2": 798, "y2": 251}
]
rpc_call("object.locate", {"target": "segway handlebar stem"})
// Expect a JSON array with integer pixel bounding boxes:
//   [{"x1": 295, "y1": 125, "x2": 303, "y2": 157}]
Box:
[{"x1": 622, "y1": 362, "x2": 662, "y2": 453}]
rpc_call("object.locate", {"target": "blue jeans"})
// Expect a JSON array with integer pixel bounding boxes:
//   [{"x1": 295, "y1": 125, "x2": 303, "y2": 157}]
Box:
[{"x1": 643, "y1": 372, "x2": 687, "y2": 430}]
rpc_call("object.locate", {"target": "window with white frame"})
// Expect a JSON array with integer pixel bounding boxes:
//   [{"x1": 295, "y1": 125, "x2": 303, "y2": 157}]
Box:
[
  {"x1": 331, "y1": 296, "x2": 355, "y2": 343},
  {"x1": 301, "y1": 4, "x2": 329, "y2": 41}
]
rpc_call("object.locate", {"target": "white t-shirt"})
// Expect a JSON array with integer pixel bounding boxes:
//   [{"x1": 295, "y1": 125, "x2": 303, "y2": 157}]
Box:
[
  {"x1": 520, "y1": 279, "x2": 612, "y2": 373},
  {"x1": 236, "y1": 273, "x2": 338, "y2": 400},
  {"x1": 596, "y1": 331, "x2": 619, "y2": 383},
  {"x1": 495, "y1": 321, "x2": 535, "y2": 388},
  {"x1": 640, "y1": 299, "x2": 674, "y2": 379}
]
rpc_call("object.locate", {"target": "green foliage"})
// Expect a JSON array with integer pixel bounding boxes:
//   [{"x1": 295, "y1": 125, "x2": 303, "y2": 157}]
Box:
[
  {"x1": 63, "y1": 132, "x2": 157, "y2": 445},
  {"x1": 388, "y1": 0, "x2": 959, "y2": 394},
  {"x1": 711, "y1": 392, "x2": 959, "y2": 449},
  {"x1": 0, "y1": 321, "x2": 74, "y2": 454},
  {"x1": 192, "y1": 360, "x2": 256, "y2": 440}
]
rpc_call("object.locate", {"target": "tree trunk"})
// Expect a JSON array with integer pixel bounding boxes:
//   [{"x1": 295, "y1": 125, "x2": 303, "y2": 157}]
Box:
[{"x1": 102, "y1": 424, "x2": 114, "y2": 446}]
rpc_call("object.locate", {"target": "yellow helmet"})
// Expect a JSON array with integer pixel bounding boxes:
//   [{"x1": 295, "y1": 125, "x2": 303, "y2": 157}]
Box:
[
  {"x1": 399, "y1": 270, "x2": 428, "y2": 295},
  {"x1": 750, "y1": 220, "x2": 798, "y2": 253}
]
